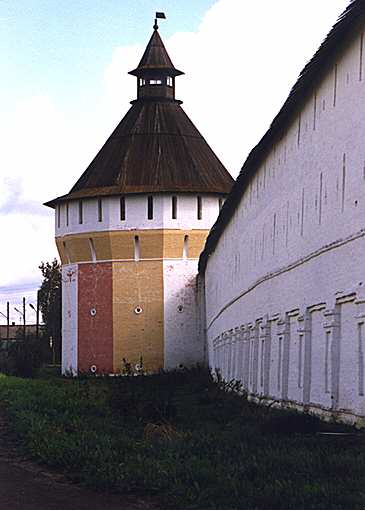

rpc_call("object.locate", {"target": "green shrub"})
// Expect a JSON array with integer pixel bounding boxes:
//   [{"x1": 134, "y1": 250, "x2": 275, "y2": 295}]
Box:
[{"x1": 5, "y1": 336, "x2": 51, "y2": 378}]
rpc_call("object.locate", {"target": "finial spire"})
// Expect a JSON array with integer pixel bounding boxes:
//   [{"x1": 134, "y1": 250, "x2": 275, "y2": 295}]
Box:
[{"x1": 154, "y1": 11, "x2": 166, "y2": 30}]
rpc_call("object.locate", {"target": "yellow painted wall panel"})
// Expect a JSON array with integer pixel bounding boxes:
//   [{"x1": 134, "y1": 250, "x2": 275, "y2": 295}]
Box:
[
  {"x1": 188, "y1": 230, "x2": 209, "y2": 259},
  {"x1": 55, "y1": 238, "x2": 67, "y2": 264},
  {"x1": 140, "y1": 231, "x2": 164, "y2": 259},
  {"x1": 109, "y1": 231, "x2": 134, "y2": 259},
  {"x1": 67, "y1": 238, "x2": 91, "y2": 263},
  {"x1": 163, "y1": 231, "x2": 184, "y2": 259},
  {"x1": 92, "y1": 233, "x2": 112, "y2": 261},
  {"x1": 112, "y1": 260, "x2": 164, "y2": 372}
]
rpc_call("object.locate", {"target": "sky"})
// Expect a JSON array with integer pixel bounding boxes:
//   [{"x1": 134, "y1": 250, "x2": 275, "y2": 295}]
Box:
[{"x1": 0, "y1": 0, "x2": 351, "y2": 325}]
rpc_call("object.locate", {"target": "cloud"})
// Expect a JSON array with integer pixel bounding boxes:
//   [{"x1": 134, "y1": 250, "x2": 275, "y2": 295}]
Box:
[{"x1": 0, "y1": 177, "x2": 51, "y2": 216}]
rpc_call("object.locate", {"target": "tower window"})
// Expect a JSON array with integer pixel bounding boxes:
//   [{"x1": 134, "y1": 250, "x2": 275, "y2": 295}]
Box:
[
  {"x1": 134, "y1": 235, "x2": 140, "y2": 262},
  {"x1": 183, "y1": 235, "x2": 189, "y2": 259},
  {"x1": 78, "y1": 200, "x2": 83, "y2": 224},
  {"x1": 63, "y1": 242, "x2": 71, "y2": 264},
  {"x1": 148, "y1": 196, "x2": 153, "y2": 220},
  {"x1": 172, "y1": 196, "x2": 177, "y2": 219},
  {"x1": 167, "y1": 76, "x2": 173, "y2": 86},
  {"x1": 120, "y1": 196, "x2": 126, "y2": 221},
  {"x1": 149, "y1": 79, "x2": 162, "y2": 85},
  {"x1": 219, "y1": 197, "x2": 224, "y2": 211},
  {"x1": 89, "y1": 238, "x2": 96, "y2": 262},
  {"x1": 66, "y1": 202, "x2": 69, "y2": 226},
  {"x1": 197, "y1": 196, "x2": 202, "y2": 220},
  {"x1": 57, "y1": 205, "x2": 60, "y2": 228},
  {"x1": 139, "y1": 78, "x2": 146, "y2": 86},
  {"x1": 98, "y1": 198, "x2": 103, "y2": 222}
]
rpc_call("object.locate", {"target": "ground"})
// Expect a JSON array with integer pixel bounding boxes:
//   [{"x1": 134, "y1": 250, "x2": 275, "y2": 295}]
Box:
[{"x1": 0, "y1": 405, "x2": 159, "y2": 510}]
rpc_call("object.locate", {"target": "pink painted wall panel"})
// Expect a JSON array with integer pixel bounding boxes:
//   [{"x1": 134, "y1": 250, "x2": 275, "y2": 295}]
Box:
[{"x1": 78, "y1": 263, "x2": 113, "y2": 373}]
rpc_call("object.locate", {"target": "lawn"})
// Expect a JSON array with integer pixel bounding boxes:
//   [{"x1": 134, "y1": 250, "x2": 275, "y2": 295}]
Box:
[{"x1": 0, "y1": 368, "x2": 364, "y2": 510}]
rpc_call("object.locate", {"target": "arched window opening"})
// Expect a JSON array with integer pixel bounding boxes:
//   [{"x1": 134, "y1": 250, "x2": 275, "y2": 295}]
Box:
[
  {"x1": 148, "y1": 196, "x2": 153, "y2": 220},
  {"x1": 78, "y1": 200, "x2": 83, "y2": 224},
  {"x1": 63, "y1": 242, "x2": 71, "y2": 264},
  {"x1": 89, "y1": 238, "x2": 97, "y2": 262},
  {"x1": 172, "y1": 196, "x2": 177, "y2": 219},
  {"x1": 134, "y1": 235, "x2": 140, "y2": 262},
  {"x1": 197, "y1": 196, "x2": 202, "y2": 220},
  {"x1": 120, "y1": 196, "x2": 126, "y2": 221},
  {"x1": 183, "y1": 235, "x2": 189, "y2": 259},
  {"x1": 98, "y1": 198, "x2": 103, "y2": 222}
]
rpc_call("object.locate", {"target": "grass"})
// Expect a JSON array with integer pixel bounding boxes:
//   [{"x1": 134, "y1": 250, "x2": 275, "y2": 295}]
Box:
[{"x1": 0, "y1": 368, "x2": 364, "y2": 510}]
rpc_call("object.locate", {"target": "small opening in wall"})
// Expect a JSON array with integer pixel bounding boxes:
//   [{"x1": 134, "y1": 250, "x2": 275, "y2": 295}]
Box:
[
  {"x1": 325, "y1": 331, "x2": 331, "y2": 394},
  {"x1": 63, "y1": 242, "x2": 71, "y2": 264},
  {"x1": 177, "y1": 305, "x2": 183, "y2": 313},
  {"x1": 89, "y1": 238, "x2": 96, "y2": 262},
  {"x1": 134, "y1": 235, "x2": 140, "y2": 262},
  {"x1": 78, "y1": 200, "x2": 83, "y2": 224},
  {"x1": 98, "y1": 198, "x2": 103, "y2": 222},
  {"x1": 148, "y1": 196, "x2": 153, "y2": 220},
  {"x1": 172, "y1": 196, "x2": 177, "y2": 219},
  {"x1": 134, "y1": 306, "x2": 143, "y2": 314},
  {"x1": 120, "y1": 196, "x2": 125, "y2": 221},
  {"x1": 57, "y1": 205, "x2": 61, "y2": 228},
  {"x1": 66, "y1": 202, "x2": 69, "y2": 226},
  {"x1": 197, "y1": 196, "x2": 202, "y2": 220},
  {"x1": 183, "y1": 235, "x2": 189, "y2": 259}
]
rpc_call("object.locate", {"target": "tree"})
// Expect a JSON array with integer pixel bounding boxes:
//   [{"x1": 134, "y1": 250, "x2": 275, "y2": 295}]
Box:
[{"x1": 38, "y1": 259, "x2": 62, "y2": 363}]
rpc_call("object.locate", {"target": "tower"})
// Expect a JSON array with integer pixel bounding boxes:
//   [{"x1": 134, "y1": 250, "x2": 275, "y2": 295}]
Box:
[{"x1": 45, "y1": 17, "x2": 233, "y2": 375}]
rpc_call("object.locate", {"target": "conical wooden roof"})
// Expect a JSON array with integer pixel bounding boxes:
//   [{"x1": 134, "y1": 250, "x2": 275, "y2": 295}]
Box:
[
  {"x1": 45, "y1": 27, "x2": 233, "y2": 208},
  {"x1": 129, "y1": 28, "x2": 183, "y2": 77}
]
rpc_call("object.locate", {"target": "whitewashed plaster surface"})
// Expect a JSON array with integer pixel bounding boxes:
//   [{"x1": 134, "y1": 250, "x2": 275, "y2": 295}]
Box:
[
  {"x1": 163, "y1": 260, "x2": 204, "y2": 369},
  {"x1": 204, "y1": 28, "x2": 365, "y2": 423},
  {"x1": 55, "y1": 194, "x2": 223, "y2": 236},
  {"x1": 61, "y1": 264, "x2": 78, "y2": 375}
]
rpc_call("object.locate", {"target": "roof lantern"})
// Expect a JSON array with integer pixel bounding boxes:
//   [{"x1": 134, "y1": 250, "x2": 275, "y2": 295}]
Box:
[{"x1": 129, "y1": 13, "x2": 183, "y2": 102}]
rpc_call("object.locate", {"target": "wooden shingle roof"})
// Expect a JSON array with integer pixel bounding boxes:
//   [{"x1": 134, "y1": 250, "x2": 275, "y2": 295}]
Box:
[
  {"x1": 129, "y1": 28, "x2": 183, "y2": 77},
  {"x1": 45, "y1": 26, "x2": 233, "y2": 208}
]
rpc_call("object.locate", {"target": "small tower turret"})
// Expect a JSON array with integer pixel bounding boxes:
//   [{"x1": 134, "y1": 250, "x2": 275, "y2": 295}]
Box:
[{"x1": 129, "y1": 15, "x2": 183, "y2": 102}]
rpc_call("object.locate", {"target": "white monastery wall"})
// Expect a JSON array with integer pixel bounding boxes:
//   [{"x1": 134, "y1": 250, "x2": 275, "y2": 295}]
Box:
[
  {"x1": 204, "y1": 30, "x2": 365, "y2": 424},
  {"x1": 55, "y1": 194, "x2": 222, "y2": 236}
]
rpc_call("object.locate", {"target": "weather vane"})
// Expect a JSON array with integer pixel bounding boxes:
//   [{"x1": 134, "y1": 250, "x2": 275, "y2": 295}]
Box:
[{"x1": 154, "y1": 11, "x2": 166, "y2": 30}]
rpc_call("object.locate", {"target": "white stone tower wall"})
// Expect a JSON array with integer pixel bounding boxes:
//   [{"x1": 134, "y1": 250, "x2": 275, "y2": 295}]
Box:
[
  {"x1": 57, "y1": 193, "x2": 223, "y2": 373},
  {"x1": 55, "y1": 194, "x2": 222, "y2": 236}
]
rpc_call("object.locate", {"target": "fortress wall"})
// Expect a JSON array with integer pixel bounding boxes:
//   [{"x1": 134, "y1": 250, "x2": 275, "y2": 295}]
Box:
[{"x1": 204, "y1": 28, "x2": 365, "y2": 423}]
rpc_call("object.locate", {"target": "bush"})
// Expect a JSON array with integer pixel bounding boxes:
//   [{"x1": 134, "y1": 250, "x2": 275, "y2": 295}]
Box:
[
  {"x1": 2, "y1": 336, "x2": 51, "y2": 378},
  {"x1": 262, "y1": 410, "x2": 321, "y2": 435}
]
